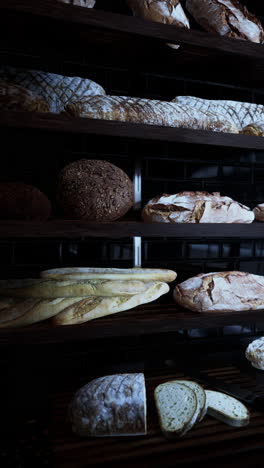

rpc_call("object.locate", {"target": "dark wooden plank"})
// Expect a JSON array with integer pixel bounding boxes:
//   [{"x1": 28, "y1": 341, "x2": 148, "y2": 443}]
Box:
[
  {"x1": 0, "y1": 220, "x2": 264, "y2": 239},
  {"x1": 0, "y1": 304, "x2": 263, "y2": 345},
  {"x1": 1, "y1": 0, "x2": 264, "y2": 60},
  {"x1": 1, "y1": 111, "x2": 264, "y2": 150}
]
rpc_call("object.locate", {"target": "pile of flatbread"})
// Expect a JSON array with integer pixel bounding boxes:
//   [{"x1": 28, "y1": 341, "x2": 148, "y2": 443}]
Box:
[{"x1": 0, "y1": 267, "x2": 176, "y2": 327}]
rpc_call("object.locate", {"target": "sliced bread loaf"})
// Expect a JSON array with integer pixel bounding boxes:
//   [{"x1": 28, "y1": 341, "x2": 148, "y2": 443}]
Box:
[
  {"x1": 205, "y1": 390, "x2": 250, "y2": 427},
  {"x1": 154, "y1": 382, "x2": 198, "y2": 437},
  {"x1": 173, "y1": 380, "x2": 207, "y2": 422}
]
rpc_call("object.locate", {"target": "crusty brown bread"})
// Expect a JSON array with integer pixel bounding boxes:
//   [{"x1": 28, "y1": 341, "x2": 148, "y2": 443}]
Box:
[
  {"x1": 0, "y1": 81, "x2": 49, "y2": 113},
  {"x1": 186, "y1": 0, "x2": 264, "y2": 43},
  {"x1": 65, "y1": 95, "x2": 238, "y2": 133},
  {"x1": 174, "y1": 271, "x2": 264, "y2": 312},
  {"x1": 142, "y1": 192, "x2": 254, "y2": 223},
  {"x1": 0, "y1": 182, "x2": 51, "y2": 221},
  {"x1": 241, "y1": 122, "x2": 264, "y2": 137},
  {"x1": 56, "y1": 159, "x2": 134, "y2": 221},
  {"x1": 253, "y1": 204, "x2": 264, "y2": 222}
]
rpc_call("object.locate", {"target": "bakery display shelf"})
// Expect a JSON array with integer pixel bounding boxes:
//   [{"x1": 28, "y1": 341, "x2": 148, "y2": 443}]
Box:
[
  {"x1": 1, "y1": 219, "x2": 264, "y2": 239},
  {"x1": 1, "y1": 0, "x2": 264, "y2": 62},
  {"x1": 0, "y1": 304, "x2": 264, "y2": 345},
  {"x1": 51, "y1": 362, "x2": 264, "y2": 468},
  {"x1": 1, "y1": 111, "x2": 264, "y2": 150}
]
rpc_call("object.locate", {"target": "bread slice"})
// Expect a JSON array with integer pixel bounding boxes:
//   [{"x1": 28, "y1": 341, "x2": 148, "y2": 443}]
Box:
[
  {"x1": 154, "y1": 382, "x2": 198, "y2": 437},
  {"x1": 205, "y1": 390, "x2": 250, "y2": 427},
  {"x1": 40, "y1": 267, "x2": 177, "y2": 283},
  {"x1": 173, "y1": 380, "x2": 207, "y2": 422},
  {"x1": 0, "y1": 278, "x2": 149, "y2": 298}
]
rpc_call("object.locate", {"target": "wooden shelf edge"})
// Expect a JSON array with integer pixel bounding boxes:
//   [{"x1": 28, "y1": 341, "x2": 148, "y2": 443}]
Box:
[
  {"x1": 2, "y1": 0, "x2": 264, "y2": 60},
  {"x1": 1, "y1": 111, "x2": 264, "y2": 150},
  {"x1": 0, "y1": 304, "x2": 263, "y2": 345},
  {"x1": 0, "y1": 220, "x2": 263, "y2": 239}
]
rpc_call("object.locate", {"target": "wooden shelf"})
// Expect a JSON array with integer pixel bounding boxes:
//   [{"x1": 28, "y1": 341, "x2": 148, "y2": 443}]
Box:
[
  {"x1": 1, "y1": 0, "x2": 264, "y2": 61},
  {"x1": 2, "y1": 111, "x2": 264, "y2": 150},
  {"x1": 0, "y1": 219, "x2": 264, "y2": 239},
  {"x1": 0, "y1": 304, "x2": 263, "y2": 345}
]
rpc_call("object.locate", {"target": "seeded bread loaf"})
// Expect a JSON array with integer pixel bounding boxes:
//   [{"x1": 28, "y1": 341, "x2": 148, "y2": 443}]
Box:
[
  {"x1": 174, "y1": 271, "x2": 264, "y2": 312},
  {"x1": 0, "y1": 182, "x2": 51, "y2": 221},
  {"x1": 142, "y1": 192, "x2": 254, "y2": 223},
  {"x1": 186, "y1": 0, "x2": 264, "y2": 43},
  {"x1": 56, "y1": 159, "x2": 134, "y2": 221},
  {"x1": 65, "y1": 95, "x2": 239, "y2": 133},
  {"x1": 253, "y1": 203, "x2": 264, "y2": 222},
  {"x1": 205, "y1": 390, "x2": 250, "y2": 427},
  {"x1": 53, "y1": 281, "x2": 169, "y2": 325},
  {"x1": 0, "y1": 278, "x2": 148, "y2": 298},
  {"x1": 245, "y1": 337, "x2": 264, "y2": 370},
  {"x1": 0, "y1": 66, "x2": 105, "y2": 113},
  {"x1": 40, "y1": 267, "x2": 177, "y2": 282},
  {"x1": 173, "y1": 96, "x2": 264, "y2": 130},
  {"x1": 69, "y1": 373, "x2": 147, "y2": 437},
  {"x1": 0, "y1": 81, "x2": 49, "y2": 113}
]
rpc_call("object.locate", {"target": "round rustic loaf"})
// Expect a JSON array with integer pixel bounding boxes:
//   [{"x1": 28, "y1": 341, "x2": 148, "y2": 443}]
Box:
[
  {"x1": 0, "y1": 81, "x2": 49, "y2": 113},
  {"x1": 245, "y1": 337, "x2": 264, "y2": 370},
  {"x1": 0, "y1": 182, "x2": 51, "y2": 220},
  {"x1": 56, "y1": 159, "x2": 134, "y2": 221}
]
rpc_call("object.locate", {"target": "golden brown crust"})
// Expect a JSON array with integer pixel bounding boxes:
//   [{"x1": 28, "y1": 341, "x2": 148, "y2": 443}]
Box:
[{"x1": 0, "y1": 81, "x2": 49, "y2": 113}]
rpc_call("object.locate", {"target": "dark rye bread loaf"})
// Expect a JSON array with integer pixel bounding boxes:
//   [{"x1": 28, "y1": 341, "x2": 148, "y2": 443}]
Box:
[
  {"x1": 0, "y1": 182, "x2": 51, "y2": 220},
  {"x1": 56, "y1": 159, "x2": 134, "y2": 221}
]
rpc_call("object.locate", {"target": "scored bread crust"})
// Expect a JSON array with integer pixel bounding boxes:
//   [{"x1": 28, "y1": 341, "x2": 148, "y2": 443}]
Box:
[
  {"x1": 69, "y1": 373, "x2": 147, "y2": 436},
  {"x1": 0, "y1": 278, "x2": 149, "y2": 298},
  {"x1": 53, "y1": 281, "x2": 169, "y2": 325},
  {"x1": 205, "y1": 390, "x2": 250, "y2": 427},
  {"x1": 0, "y1": 81, "x2": 50, "y2": 113},
  {"x1": 186, "y1": 0, "x2": 264, "y2": 43},
  {"x1": 240, "y1": 122, "x2": 264, "y2": 137},
  {"x1": 40, "y1": 267, "x2": 177, "y2": 282},
  {"x1": 174, "y1": 271, "x2": 264, "y2": 312},
  {"x1": 245, "y1": 337, "x2": 264, "y2": 370},
  {"x1": 142, "y1": 192, "x2": 254, "y2": 224},
  {"x1": 154, "y1": 382, "x2": 198, "y2": 437},
  {"x1": 65, "y1": 95, "x2": 238, "y2": 133},
  {"x1": 253, "y1": 203, "x2": 264, "y2": 222}
]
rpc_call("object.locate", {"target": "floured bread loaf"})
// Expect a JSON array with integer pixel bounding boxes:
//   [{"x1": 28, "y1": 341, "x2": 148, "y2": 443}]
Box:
[
  {"x1": 0, "y1": 66, "x2": 105, "y2": 113},
  {"x1": 65, "y1": 95, "x2": 238, "y2": 133},
  {"x1": 127, "y1": 0, "x2": 190, "y2": 49},
  {"x1": 40, "y1": 267, "x2": 177, "y2": 282},
  {"x1": 142, "y1": 192, "x2": 254, "y2": 224},
  {"x1": 245, "y1": 337, "x2": 264, "y2": 370},
  {"x1": 69, "y1": 373, "x2": 147, "y2": 436},
  {"x1": 0, "y1": 297, "x2": 81, "y2": 328},
  {"x1": 241, "y1": 122, "x2": 264, "y2": 136},
  {"x1": 0, "y1": 81, "x2": 49, "y2": 113},
  {"x1": 0, "y1": 278, "x2": 148, "y2": 298},
  {"x1": 174, "y1": 271, "x2": 264, "y2": 312},
  {"x1": 253, "y1": 203, "x2": 264, "y2": 222},
  {"x1": 172, "y1": 96, "x2": 264, "y2": 130},
  {"x1": 57, "y1": 0, "x2": 96, "y2": 7},
  {"x1": 53, "y1": 281, "x2": 169, "y2": 325},
  {"x1": 186, "y1": 0, "x2": 264, "y2": 43}
]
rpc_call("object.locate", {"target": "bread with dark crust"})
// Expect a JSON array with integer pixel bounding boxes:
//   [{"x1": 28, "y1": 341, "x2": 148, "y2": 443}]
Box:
[
  {"x1": 0, "y1": 81, "x2": 49, "y2": 113},
  {"x1": 0, "y1": 182, "x2": 51, "y2": 220},
  {"x1": 56, "y1": 159, "x2": 134, "y2": 221}
]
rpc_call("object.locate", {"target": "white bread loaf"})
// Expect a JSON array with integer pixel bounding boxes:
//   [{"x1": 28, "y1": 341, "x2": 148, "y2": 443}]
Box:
[
  {"x1": 173, "y1": 96, "x2": 264, "y2": 130},
  {"x1": 40, "y1": 267, "x2": 177, "y2": 282},
  {"x1": 0, "y1": 81, "x2": 50, "y2": 113},
  {"x1": 0, "y1": 297, "x2": 81, "y2": 328},
  {"x1": 174, "y1": 271, "x2": 264, "y2": 312},
  {"x1": 65, "y1": 95, "x2": 238, "y2": 133},
  {"x1": 241, "y1": 122, "x2": 264, "y2": 136},
  {"x1": 0, "y1": 66, "x2": 105, "y2": 113},
  {"x1": 53, "y1": 281, "x2": 169, "y2": 325},
  {"x1": 142, "y1": 192, "x2": 254, "y2": 224},
  {"x1": 69, "y1": 373, "x2": 147, "y2": 436},
  {"x1": 253, "y1": 203, "x2": 264, "y2": 222},
  {"x1": 154, "y1": 382, "x2": 198, "y2": 437},
  {"x1": 245, "y1": 337, "x2": 264, "y2": 370},
  {"x1": 0, "y1": 278, "x2": 149, "y2": 298},
  {"x1": 57, "y1": 0, "x2": 95, "y2": 7},
  {"x1": 127, "y1": 0, "x2": 190, "y2": 49},
  {"x1": 205, "y1": 390, "x2": 250, "y2": 427},
  {"x1": 186, "y1": 0, "x2": 264, "y2": 43}
]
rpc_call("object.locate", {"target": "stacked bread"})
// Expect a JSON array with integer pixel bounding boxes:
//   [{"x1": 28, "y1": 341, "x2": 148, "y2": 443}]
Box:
[{"x1": 0, "y1": 267, "x2": 176, "y2": 327}]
